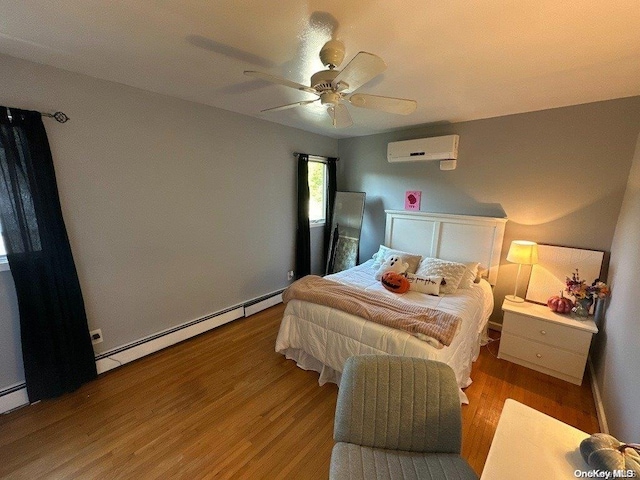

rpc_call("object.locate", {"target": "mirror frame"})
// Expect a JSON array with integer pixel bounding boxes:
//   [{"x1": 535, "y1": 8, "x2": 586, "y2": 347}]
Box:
[{"x1": 326, "y1": 191, "x2": 366, "y2": 275}]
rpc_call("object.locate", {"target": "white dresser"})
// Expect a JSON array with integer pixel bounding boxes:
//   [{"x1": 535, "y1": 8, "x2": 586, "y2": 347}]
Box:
[{"x1": 499, "y1": 300, "x2": 598, "y2": 385}]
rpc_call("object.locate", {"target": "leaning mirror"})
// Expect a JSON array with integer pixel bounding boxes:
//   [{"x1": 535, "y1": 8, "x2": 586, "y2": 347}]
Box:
[{"x1": 326, "y1": 191, "x2": 366, "y2": 274}]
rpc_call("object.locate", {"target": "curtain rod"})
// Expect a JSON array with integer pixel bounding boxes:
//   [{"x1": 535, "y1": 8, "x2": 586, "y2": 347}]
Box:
[
  {"x1": 5, "y1": 107, "x2": 69, "y2": 123},
  {"x1": 293, "y1": 152, "x2": 339, "y2": 162},
  {"x1": 42, "y1": 111, "x2": 70, "y2": 123}
]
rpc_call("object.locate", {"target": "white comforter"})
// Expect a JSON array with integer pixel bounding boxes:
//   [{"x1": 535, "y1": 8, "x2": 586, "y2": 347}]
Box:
[{"x1": 275, "y1": 260, "x2": 494, "y2": 403}]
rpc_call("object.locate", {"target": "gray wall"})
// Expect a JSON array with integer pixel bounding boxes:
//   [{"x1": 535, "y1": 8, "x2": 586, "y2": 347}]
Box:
[
  {"x1": 337, "y1": 97, "x2": 640, "y2": 323},
  {"x1": 0, "y1": 54, "x2": 337, "y2": 389},
  {"x1": 592, "y1": 132, "x2": 640, "y2": 440}
]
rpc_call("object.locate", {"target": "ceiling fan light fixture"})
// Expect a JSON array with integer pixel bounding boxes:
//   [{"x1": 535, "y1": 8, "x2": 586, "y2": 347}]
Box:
[{"x1": 320, "y1": 91, "x2": 341, "y2": 106}]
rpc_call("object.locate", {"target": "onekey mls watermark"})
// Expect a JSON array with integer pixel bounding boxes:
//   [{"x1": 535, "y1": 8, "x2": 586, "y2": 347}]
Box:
[{"x1": 574, "y1": 470, "x2": 637, "y2": 479}]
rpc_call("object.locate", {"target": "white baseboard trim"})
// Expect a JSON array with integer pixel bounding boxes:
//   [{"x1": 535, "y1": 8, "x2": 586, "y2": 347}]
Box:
[
  {"x1": 487, "y1": 320, "x2": 502, "y2": 332},
  {"x1": 2, "y1": 290, "x2": 285, "y2": 414},
  {"x1": 588, "y1": 357, "x2": 609, "y2": 433},
  {"x1": 0, "y1": 384, "x2": 28, "y2": 414}
]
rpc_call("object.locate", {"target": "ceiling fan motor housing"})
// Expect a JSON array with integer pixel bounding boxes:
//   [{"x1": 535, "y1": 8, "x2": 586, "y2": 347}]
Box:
[{"x1": 311, "y1": 69, "x2": 342, "y2": 92}]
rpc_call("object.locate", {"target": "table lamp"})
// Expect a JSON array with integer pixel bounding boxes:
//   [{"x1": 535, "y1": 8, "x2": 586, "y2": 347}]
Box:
[{"x1": 505, "y1": 240, "x2": 538, "y2": 303}]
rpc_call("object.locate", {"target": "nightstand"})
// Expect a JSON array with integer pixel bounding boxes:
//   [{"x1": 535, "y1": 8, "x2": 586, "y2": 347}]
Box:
[{"x1": 499, "y1": 300, "x2": 598, "y2": 385}]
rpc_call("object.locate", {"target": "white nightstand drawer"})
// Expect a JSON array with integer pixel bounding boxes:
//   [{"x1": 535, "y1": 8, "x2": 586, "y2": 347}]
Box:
[
  {"x1": 503, "y1": 311, "x2": 592, "y2": 354},
  {"x1": 500, "y1": 332, "x2": 587, "y2": 380}
]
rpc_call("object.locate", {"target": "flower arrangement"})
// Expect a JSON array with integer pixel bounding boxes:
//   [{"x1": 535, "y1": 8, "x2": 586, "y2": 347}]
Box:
[{"x1": 565, "y1": 269, "x2": 610, "y2": 300}]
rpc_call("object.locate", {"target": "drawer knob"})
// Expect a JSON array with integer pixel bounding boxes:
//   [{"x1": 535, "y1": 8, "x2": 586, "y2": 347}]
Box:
[
  {"x1": 540, "y1": 330, "x2": 547, "y2": 335},
  {"x1": 536, "y1": 353, "x2": 542, "y2": 358}
]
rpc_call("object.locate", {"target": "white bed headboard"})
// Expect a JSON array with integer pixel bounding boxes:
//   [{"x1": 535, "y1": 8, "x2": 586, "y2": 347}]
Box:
[{"x1": 384, "y1": 210, "x2": 507, "y2": 285}]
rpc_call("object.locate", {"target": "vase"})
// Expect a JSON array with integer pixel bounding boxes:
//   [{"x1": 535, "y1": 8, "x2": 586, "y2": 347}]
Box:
[
  {"x1": 594, "y1": 298, "x2": 606, "y2": 323},
  {"x1": 573, "y1": 297, "x2": 593, "y2": 318}
]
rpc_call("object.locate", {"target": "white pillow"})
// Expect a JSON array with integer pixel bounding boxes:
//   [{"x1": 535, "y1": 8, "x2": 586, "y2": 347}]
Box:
[
  {"x1": 406, "y1": 273, "x2": 442, "y2": 296},
  {"x1": 459, "y1": 262, "x2": 480, "y2": 289},
  {"x1": 416, "y1": 257, "x2": 467, "y2": 294},
  {"x1": 371, "y1": 245, "x2": 422, "y2": 274}
]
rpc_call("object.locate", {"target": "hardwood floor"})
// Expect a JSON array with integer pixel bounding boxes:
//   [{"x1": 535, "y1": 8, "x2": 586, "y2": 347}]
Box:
[
  {"x1": 461, "y1": 331, "x2": 600, "y2": 472},
  {"x1": 0, "y1": 304, "x2": 599, "y2": 479}
]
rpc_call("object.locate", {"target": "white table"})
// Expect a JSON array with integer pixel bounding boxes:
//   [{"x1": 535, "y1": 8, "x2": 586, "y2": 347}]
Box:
[{"x1": 480, "y1": 399, "x2": 592, "y2": 479}]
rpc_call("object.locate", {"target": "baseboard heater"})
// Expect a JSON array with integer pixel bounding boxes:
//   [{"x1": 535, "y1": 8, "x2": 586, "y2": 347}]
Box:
[
  {"x1": 244, "y1": 291, "x2": 284, "y2": 317},
  {"x1": 0, "y1": 382, "x2": 29, "y2": 414},
  {"x1": 0, "y1": 289, "x2": 284, "y2": 414}
]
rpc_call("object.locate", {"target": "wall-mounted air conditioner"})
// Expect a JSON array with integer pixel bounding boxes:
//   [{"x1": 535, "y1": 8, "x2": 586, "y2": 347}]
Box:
[{"x1": 387, "y1": 135, "x2": 459, "y2": 170}]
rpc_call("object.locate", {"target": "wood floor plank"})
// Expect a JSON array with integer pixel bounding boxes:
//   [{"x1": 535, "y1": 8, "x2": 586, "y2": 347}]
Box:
[{"x1": 0, "y1": 304, "x2": 599, "y2": 478}]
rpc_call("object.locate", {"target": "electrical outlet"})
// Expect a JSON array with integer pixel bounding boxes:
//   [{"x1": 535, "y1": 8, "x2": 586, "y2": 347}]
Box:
[
  {"x1": 287, "y1": 270, "x2": 295, "y2": 281},
  {"x1": 90, "y1": 329, "x2": 103, "y2": 345}
]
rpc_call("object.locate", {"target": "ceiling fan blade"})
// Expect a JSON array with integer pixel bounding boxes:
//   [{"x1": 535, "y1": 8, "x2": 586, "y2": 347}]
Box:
[
  {"x1": 348, "y1": 93, "x2": 417, "y2": 115},
  {"x1": 261, "y1": 99, "x2": 319, "y2": 113},
  {"x1": 244, "y1": 71, "x2": 317, "y2": 94},
  {"x1": 333, "y1": 52, "x2": 386, "y2": 92},
  {"x1": 327, "y1": 103, "x2": 353, "y2": 128}
]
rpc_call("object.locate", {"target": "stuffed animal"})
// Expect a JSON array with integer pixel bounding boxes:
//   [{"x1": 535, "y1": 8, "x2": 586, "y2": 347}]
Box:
[
  {"x1": 375, "y1": 255, "x2": 409, "y2": 280},
  {"x1": 580, "y1": 433, "x2": 640, "y2": 475}
]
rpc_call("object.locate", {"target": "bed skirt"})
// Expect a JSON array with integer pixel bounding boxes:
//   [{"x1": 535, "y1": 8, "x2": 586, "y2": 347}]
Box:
[
  {"x1": 278, "y1": 345, "x2": 473, "y2": 404},
  {"x1": 280, "y1": 347, "x2": 343, "y2": 386}
]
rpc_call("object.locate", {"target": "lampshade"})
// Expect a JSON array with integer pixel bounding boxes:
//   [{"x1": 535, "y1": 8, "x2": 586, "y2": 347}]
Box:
[{"x1": 506, "y1": 240, "x2": 539, "y2": 265}]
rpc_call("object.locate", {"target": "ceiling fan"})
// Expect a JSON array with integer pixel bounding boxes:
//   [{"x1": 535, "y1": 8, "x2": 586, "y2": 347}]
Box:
[{"x1": 244, "y1": 40, "x2": 417, "y2": 128}]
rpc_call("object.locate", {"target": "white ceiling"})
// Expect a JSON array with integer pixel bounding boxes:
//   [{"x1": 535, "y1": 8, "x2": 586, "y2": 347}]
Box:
[{"x1": 1, "y1": 1, "x2": 639, "y2": 138}]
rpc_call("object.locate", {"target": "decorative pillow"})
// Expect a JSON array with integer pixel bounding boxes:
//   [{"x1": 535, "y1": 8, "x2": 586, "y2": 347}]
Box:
[
  {"x1": 406, "y1": 273, "x2": 443, "y2": 296},
  {"x1": 381, "y1": 271, "x2": 410, "y2": 294},
  {"x1": 459, "y1": 262, "x2": 480, "y2": 289},
  {"x1": 374, "y1": 255, "x2": 409, "y2": 280},
  {"x1": 371, "y1": 245, "x2": 422, "y2": 274},
  {"x1": 416, "y1": 257, "x2": 467, "y2": 294}
]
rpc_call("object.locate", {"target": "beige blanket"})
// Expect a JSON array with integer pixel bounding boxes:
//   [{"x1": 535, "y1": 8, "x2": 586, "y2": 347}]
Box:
[{"x1": 282, "y1": 275, "x2": 462, "y2": 346}]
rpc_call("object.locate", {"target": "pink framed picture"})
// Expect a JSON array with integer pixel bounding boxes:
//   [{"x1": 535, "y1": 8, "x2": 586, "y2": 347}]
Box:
[{"x1": 405, "y1": 191, "x2": 421, "y2": 210}]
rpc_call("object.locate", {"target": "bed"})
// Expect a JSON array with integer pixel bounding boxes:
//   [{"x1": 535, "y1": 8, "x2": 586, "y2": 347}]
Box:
[{"x1": 276, "y1": 210, "x2": 507, "y2": 403}]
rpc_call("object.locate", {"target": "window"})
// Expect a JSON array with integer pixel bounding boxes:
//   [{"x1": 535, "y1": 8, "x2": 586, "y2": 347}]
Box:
[
  {"x1": 0, "y1": 221, "x2": 7, "y2": 270},
  {"x1": 308, "y1": 160, "x2": 327, "y2": 225}
]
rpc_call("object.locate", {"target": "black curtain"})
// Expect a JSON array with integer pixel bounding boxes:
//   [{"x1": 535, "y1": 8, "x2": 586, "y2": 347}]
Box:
[
  {"x1": 323, "y1": 157, "x2": 338, "y2": 270},
  {"x1": 0, "y1": 107, "x2": 96, "y2": 401},
  {"x1": 295, "y1": 153, "x2": 310, "y2": 279}
]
